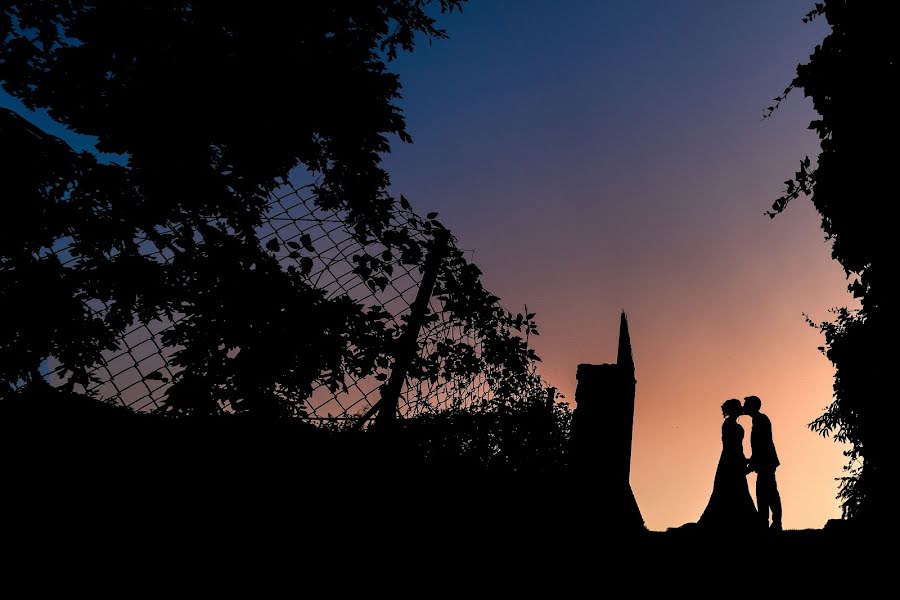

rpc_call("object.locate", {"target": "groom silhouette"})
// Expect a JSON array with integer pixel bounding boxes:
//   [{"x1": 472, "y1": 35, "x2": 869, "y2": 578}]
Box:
[{"x1": 743, "y1": 395, "x2": 782, "y2": 531}]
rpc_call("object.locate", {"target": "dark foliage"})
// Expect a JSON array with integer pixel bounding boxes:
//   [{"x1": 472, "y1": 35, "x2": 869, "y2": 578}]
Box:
[
  {"x1": 1, "y1": 101, "x2": 543, "y2": 415},
  {"x1": 0, "y1": 1, "x2": 464, "y2": 234},
  {"x1": 0, "y1": 108, "x2": 132, "y2": 393},
  {"x1": 0, "y1": 3, "x2": 565, "y2": 421},
  {"x1": 1, "y1": 384, "x2": 570, "y2": 479},
  {"x1": 396, "y1": 394, "x2": 571, "y2": 474},
  {"x1": 767, "y1": 1, "x2": 895, "y2": 522}
]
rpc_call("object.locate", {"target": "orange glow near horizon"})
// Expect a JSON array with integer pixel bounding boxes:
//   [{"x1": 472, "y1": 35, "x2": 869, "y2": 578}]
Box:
[
  {"x1": 392, "y1": 108, "x2": 852, "y2": 530},
  {"x1": 520, "y1": 196, "x2": 851, "y2": 531},
  {"x1": 385, "y1": 1, "x2": 845, "y2": 530}
]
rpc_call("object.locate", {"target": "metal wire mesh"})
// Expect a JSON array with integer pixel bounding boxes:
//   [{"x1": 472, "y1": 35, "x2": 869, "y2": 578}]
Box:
[{"x1": 32, "y1": 181, "x2": 531, "y2": 421}]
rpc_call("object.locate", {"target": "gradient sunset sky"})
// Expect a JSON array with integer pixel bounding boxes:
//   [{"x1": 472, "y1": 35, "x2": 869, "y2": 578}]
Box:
[
  {"x1": 0, "y1": 0, "x2": 850, "y2": 531},
  {"x1": 383, "y1": 0, "x2": 848, "y2": 530}
]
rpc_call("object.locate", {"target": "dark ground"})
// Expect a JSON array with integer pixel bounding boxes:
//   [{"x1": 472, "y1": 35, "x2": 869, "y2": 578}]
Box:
[{"x1": 0, "y1": 391, "x2": 885, "y2": 587}]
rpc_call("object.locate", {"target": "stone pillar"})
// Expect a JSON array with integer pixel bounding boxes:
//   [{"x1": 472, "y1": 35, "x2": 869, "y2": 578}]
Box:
[{"x1": 570, "y1": 312, "x2": 643, "y2": 531}]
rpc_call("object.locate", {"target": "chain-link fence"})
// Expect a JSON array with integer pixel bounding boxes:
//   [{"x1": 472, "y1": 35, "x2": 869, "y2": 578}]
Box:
[{"x1": 30, "y1": 180, "x2": 542, "y2": 423}]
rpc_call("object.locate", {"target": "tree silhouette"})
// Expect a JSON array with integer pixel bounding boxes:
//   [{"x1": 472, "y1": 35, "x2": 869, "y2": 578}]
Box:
[
  {"x1": 767, "y1": 0, "x2": 895, "y2": 523},
  {"x1": 0, "y1": 1, "x2": 464, "y2": 233},
  {"x1": 0, "y1": 2, "x2": 477, "y2": 412}
]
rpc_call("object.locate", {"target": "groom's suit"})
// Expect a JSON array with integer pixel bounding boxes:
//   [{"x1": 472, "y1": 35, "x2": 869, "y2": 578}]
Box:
[{"x1": 749, "y1": 412, "x2": 782, "y2": 529}]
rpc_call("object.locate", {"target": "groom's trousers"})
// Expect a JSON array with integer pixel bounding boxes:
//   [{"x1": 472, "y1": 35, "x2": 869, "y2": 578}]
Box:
[{"x1": 756, "y1": 469, "x2": 782, "y2": 527}]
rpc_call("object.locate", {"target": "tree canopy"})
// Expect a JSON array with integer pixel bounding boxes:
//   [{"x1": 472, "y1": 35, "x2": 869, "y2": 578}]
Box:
[
  {"x1": 768, "y1": 0, "x2": 895, "y2": 523},
  {"x1": 2, "y1": 1, "x2": 545, "y2": 425},
  {"x1": 1, "y1": 1, "x2": 464, "y2": 233},
  {"x1": 0, "y1": 2, "x2": 542, "y2": 414}
]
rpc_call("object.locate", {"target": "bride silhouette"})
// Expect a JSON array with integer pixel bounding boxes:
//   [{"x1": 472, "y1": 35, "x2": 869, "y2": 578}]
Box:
[{"x1": 697, "y1": 398, "x2": 759, "y2": 530}]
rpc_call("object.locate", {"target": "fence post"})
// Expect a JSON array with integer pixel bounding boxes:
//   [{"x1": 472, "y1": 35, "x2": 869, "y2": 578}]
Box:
[
  {"x1": 372, "y1": 229, "x2": 450, "y2": 430},
  {"x1": 545, "y1": 387, "x2": 556, "y2": 410}
]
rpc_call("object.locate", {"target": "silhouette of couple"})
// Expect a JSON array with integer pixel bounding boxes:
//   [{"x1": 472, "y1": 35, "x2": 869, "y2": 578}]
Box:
[{"x1": 698, "y1": 396, "x2": 782, "y2": 532}]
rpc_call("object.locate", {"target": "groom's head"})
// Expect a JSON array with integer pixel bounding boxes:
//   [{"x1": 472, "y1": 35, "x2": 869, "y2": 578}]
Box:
[{"x1": 743, "y1": 396, "x2": 762, "y2": 416}]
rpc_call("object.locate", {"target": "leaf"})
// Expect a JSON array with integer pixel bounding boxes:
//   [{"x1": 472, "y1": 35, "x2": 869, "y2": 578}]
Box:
[
  {"x1": 265, "y1": 238, "x2": 280, "y2": 253},
  {"x1": 400, "y1": 195, "x2": 411, "y2": 209},
  {"x1": 427, "y1": 212, "x2": 438, "y2": 219},
  {"x1": 146, "y1": 371, "x2": 165, "y2": 381},
  {"x1": 288, "y1": 251, "x2": 300, "y2": 259},
  {"x1": 300, "y1": 256, "x2": 314, "y2": 275},
  {"x1": 286, "y1": 241, "x2": 300, "y2": 249},
  {"x1": 300, "y1": 233, "x2": 314, "y2": 251}
]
